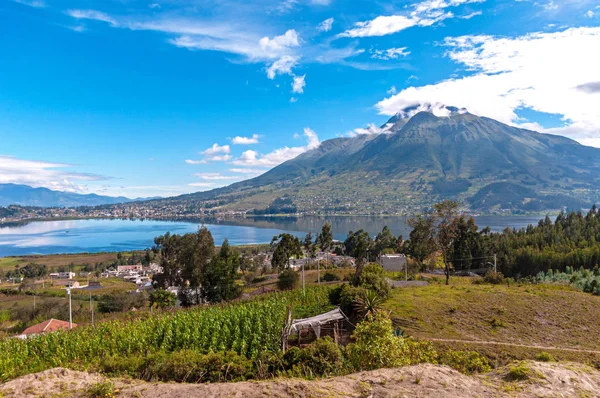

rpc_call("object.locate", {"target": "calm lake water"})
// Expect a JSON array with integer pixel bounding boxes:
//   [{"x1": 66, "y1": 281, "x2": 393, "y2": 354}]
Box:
[{"x1": 0, "y1": 215, "x2": 547, "y2": 257}]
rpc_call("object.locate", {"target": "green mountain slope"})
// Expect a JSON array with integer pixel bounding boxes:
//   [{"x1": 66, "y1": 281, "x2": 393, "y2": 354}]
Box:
[{"x1": 139, "y1": 107, "x2": 600, "y2": 214}]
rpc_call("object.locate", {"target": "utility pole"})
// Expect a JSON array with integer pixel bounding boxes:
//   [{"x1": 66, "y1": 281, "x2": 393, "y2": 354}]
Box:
[
  {"x1": 494, "y1": 254, "x2": 497, "y2": 273},
  {"x1": 67, "y1": 285, "x2": 72, "y2": 330},
  {"x1": 302, "y1": 262, "x2": 305, "y2": 296},
  {"x1": 90, "y1": 291, "x2": 94, "y2": 326},
  {"x1": 33, "y1": 294, "x2": 36, "y2": 309}
]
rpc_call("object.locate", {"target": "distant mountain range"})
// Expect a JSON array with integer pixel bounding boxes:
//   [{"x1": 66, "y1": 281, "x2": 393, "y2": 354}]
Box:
[
  {"x1": 5, "y1": 106, "x2": 600, "y2": 214},
  {"x1": 0, "y1": 184, "x2": 137, "y2": 207},
  {"x1": 155, "y1": 105, "x2": 600, "y2": 214}
]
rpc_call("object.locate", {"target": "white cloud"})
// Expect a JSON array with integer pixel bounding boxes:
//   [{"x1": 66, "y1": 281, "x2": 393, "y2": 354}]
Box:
[
  {"x1": 267, "y1": 56, "x2": 299, "y2": 79},
  {"x1": 12, "y1": 0, "x2": 45, "y2": 8},
  {"x1": 186, "y1": 144, "x2": 232, "y2": 164},
  {"x1": 149, "y1": 3, "x2": 161, "y2": 9},
  {"x1": 460, "y1": 11, "x2": 482, "y2": 19},
  {"x1": 339, "y1": 15, "x2": 418, "y2": 38},
  {"x1": 348, "y1": 123, "x2": 390, "y2": 137},
  {"x1": 232, "y1": 128, "x2": 320, "y2": 167},
  {"x1": 292, "y1": 75, "x2": 306, "y2": 93},
  {"x1": 586, "y1": 10, "x2": 596, "y2": 18},
  {"x1": 185, "y1": 159, "x2": 205, "y2": 165},
  {"x1": 290, "y1": 97, "x2": 298, "y2": 103},
  {"x1": 317, "y1": 18, "x2": 334, "y2": 32},
  {"x1": 387, "y1": 86, "x2": 398, "y2": 95},
  {"x1": 371, "y1": 47, "x2": 411, "y2": 60},
  {"x1": 229, "y1": 168, "x2": 268, "y2": 174},
  {"x1": 232, "y1": 134, "x2": 260, "y2": 145},
  {"x1": 202, "y1": 143, "x2": 231, "y2": 156},
  {"x1": 66, "y1": 10, "x2": 118, "y2": 26},
  {"x1": 188, "y1": 182, "x2": 214, "y2": 187},
  {"x1": 375, "y1": 27, "x2": 600, "y2": 147},
  {"x1": 339, "y1": 0, "x2": 484, "y2": 38},
  {"x1": 0, "y1": 155, "x2": 109, "y2": 193},
  {"x1": 194, "y1": 173, "x2": 240, "y2": 181},
  {"x1": 259, "y1": 30, "x2": 300, "y2": 53}
]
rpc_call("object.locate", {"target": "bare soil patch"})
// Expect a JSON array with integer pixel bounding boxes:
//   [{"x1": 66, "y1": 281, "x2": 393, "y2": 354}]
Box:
[{"x1": 2, "y1": 361, "x2": 600, "y2": 398}]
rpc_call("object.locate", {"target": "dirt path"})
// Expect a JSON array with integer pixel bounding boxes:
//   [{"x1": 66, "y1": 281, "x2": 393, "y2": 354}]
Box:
[
  {"x1": 428, "y1": 338, "x2": 600, "y2": 355},
  {"x1": 3, "y1": 361, "x2": 600, "y2": 398}
]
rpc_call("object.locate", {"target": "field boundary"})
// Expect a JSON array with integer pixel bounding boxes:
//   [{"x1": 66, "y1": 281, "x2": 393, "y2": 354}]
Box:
[{"x1": 428, "y1": 338, "x2": 600, "y2": 355}]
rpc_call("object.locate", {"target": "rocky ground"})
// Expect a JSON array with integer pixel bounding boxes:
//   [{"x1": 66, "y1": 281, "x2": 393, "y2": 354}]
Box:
[{"x1": 1, "y1": 361, "x2": 599, "y2": 397}]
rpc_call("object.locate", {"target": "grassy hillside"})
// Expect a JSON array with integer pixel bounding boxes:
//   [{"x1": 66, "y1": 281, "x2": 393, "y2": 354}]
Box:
[{"x1": 385, "y1": 276, "x2": 600, "y2": 365}]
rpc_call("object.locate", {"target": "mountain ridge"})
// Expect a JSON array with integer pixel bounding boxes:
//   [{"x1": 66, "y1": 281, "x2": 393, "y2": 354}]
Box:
[
  {"x1": 177, "y1": 108, "x2": 600, "y2": 214},
  {"x1": 0, "y1": 184, "x2": 140, "y2": 207}
]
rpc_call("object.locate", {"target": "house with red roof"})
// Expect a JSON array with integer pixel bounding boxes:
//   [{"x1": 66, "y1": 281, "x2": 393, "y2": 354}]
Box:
[{"x1": 18, "y1": 319, "x2": 77, "y2": 338}]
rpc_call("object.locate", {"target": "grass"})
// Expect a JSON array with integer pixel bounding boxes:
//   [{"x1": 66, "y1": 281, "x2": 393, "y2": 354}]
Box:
[{"x1": 384, "y1": 276, "x2": 600, "y2": 351}]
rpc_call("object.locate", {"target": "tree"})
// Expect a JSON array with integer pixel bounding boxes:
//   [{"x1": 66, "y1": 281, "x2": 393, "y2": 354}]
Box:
[
  {"x1": 374, "y1": 226, "x2": 397, "y2": 256},
  {"x1": 344, "y1": 230, "x2": 373, "y2": 286},
  {"x1": 149, "y1": 289, "x2": 177, "y2": 310},
  {"x1": 317, "y1": 222, "x2": 334, "y2": 254},
  {"x1": 152, "y1": 228, "x2": 215, "y2": 306},
  {"x1": 271, "y1": 233, "x2": 303, "y2": 271},
  {"x1": 406, "y1": 215, "x2": 435, "y2": 266},
  {"x1": 434, "y1": 200, "x2": 461, "y2": 285},
  {"x1": 201, "y1": 239, "x2": 242, "y2": 303},
  {"x1": 407, "y1": 200, "x2": 463, "y2": 284},
  {"x1": 277, "y1": 269, "x2": 299, "y2": 290}
]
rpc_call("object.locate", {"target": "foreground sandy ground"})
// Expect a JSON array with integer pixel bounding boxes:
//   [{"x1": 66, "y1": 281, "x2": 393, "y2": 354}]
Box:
[{"x1": 2, "y1": 361, "x2": 600, "y2": 397}]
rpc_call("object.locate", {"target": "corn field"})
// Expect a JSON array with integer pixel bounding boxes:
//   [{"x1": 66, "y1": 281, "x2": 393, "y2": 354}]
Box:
[{"x1": 0, "y1": 287, "x2": 330, "y2": 381}]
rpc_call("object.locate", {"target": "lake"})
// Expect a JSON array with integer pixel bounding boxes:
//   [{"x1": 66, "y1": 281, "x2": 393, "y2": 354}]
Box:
[{"x1": 0, "y1": 215, "x2": 547, "y2": 256}]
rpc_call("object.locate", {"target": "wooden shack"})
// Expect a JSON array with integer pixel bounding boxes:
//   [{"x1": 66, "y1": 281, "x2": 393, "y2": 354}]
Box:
[{"x1": 282, "y1": 308, "x2": 354, "y2": 350}]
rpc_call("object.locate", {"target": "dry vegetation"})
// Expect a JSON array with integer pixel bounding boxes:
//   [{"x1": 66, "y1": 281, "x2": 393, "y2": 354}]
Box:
[
  {"x1": 2, "y1": 361, "x2": 600, "y2": 398},
  {"x1": 385, "y1": 276, "x2": 600, "y2": 366}
]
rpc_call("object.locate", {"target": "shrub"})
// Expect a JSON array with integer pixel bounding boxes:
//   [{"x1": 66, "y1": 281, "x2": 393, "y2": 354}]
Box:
[
  {"x1": 346, "y1": 312, "x2": 408, "y2": 371},
  {"x1": 483, "y1": 271, "x2": 505, "y2": 285},
  {"x1": 322, "y1": 272, "x2": 340, "y2": 282},
  {"x1": 535, "y1": 352, "x2": 555, "y2": 362},
  {"x1": 97, "y1": 292, "x2": 147, "y2": 313},
  {"x1": 283, "y1": 337, "x2": 344, "y2": 377},
  {"x1": 357, "y1": 264, "x2": 391, "y2": 299},
  {"x1": 437, "y1": 350, "x2": 492, "y2": 374},
  {"x1": 277, "y1": 269, "x2": 300, "y2": 291},
  {"x1": 506, "y1": 363, "x2": 530, "y2": 381},
  {"x1": 153, "y1": 350, "x2": 252, "y2": 383},
  {"x1": 85, "y1": 381, "x2": 117, "y2": 398},
  {"x1": 339, "y1": 285, "x2": 368, "y2": 317}
]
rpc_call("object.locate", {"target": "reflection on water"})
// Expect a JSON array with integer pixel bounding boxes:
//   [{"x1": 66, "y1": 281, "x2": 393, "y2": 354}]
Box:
[{"x1": 0, "y1": 215, "x2": 547, "y2": 257}]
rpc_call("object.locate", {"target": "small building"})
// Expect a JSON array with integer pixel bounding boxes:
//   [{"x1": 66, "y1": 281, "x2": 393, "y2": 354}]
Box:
[
  {"x1": 381, "y1": 254, "x2": 407, "y2": 272},
  {"x1": 283, "y1": 308, "x2": 354, "y2": 350},
  {"x1": 117, "y1": 265, "x2": 143, "y2": 273},
  {"x1": 50, "y1": 272, "x2": 76, "y2": 280},
  {"x1": 19, "y1": 319, "x2": 77, "y2": 338}
]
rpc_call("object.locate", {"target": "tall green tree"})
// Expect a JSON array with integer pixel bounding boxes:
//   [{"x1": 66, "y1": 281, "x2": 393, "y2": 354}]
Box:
[
  {"x1": 317, "y1": 222, "x2": 334, "y2": 253},
  {"x1": 344, "y1": 229, "x2": 374, "y2": 286},
  {"x1": 271, "y1": 233, "x2": 303, "y2": 271},
  {"x1": 201, "y1": 239, "x2": 242, "y2": 303},
  {"x1": 374, "y1": 226, "x2": 397, "y2": 256}
]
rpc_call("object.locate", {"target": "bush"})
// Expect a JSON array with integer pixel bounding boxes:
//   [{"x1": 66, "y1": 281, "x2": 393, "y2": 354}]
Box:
[
  {"x1": 329, "y1": 284, "x2": 367, "y2": 317},
  {"x1": 535, "y1": 352, "x2": 555, "y2": 362},
  {"x1": 85, "y1": 381, "x2": 117, "y2": 398},
  {"x1": 346, "y1": 312, "x2": 408, "y2": 371},
  {"x1": 322, "y1": 272, "x2": 340, "y2": 282},
  {"x1": 357, "y1": 264, "x2": 391, "y2": 299},
  {"x1": 99, "y1": 350, "x2": 253, "y2": 383},
  {"x1": 482, "y1": 271, "x2": 505, "y2": 285},
  {"x1": 97, "y1": 292, "x2": 147, "y2": 313},
  {"x1": 283, "y1": 337, "x2": 344, "y2": 377},
  {"x1": 277, "y1": 269, "x2": 299, "y2": 291},
  {"x1": 437, "y1": 350, "x2": 492, "y2": 374},
  {"x1": 506, "y1": 363, "x2": 530, "y2": 381}
]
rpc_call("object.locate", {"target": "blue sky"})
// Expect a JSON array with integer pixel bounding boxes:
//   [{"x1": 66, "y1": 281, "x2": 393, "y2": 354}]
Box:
[{"x1": 1, "y1": 0, "x2": 599, "y2": 198}]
